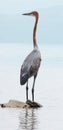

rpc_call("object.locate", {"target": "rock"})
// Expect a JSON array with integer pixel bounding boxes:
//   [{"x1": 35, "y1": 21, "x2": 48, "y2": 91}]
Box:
[
  {"x1": 26, "y1": 100, "x2": 42, "y2": 108},
  {"x1": 0, "y1": 99, "x2": 42, "y2": 108},
  {"x1": 0, "y1": 100, "x2": 28, "y2": 108}
]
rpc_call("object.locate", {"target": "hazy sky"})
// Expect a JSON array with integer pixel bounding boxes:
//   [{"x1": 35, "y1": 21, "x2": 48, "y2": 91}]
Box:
[
  {"x1": 0, "y1": 0, "x2": 63, "y2": 43},
  {"x1": 0, "y1": 0, "x2": 63, "y2": 14}
]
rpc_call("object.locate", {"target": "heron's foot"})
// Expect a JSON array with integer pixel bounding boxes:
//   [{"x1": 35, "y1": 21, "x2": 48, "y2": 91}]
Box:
[
  {"x1": 26, "y1": 99, "x2": 32, "y2": 104},
  {"x1": 26, "y1": 100, "x2": 42, "y2": 108}
]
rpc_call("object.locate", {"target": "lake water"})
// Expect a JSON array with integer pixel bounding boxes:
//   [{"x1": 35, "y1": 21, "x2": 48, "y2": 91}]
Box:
[{"x1": 0, "y1": 43, "x2": 63, "y2": 130}]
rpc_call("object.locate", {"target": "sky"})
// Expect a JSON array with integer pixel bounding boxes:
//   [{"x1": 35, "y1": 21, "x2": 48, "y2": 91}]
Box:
[
  {"x1": 0, "y1": 0, "x2": 63, "y2": 44},
  {"x1": 0, "y1": 0, "x2": 63, "y2": 14}
]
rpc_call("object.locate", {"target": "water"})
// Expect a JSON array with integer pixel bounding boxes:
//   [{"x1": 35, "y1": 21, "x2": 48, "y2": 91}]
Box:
[
  {"x1": 0, "y1": 43, "x2": 63, "y2": 130},
  {"x1": 0, "y1": 105, "x2": 63, "y2": 130}
]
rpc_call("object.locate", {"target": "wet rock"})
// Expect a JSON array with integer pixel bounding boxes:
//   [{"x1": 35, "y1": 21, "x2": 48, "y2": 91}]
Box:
[{"x1": 0, "y1": 100, "x2": 42, "y2": 108}]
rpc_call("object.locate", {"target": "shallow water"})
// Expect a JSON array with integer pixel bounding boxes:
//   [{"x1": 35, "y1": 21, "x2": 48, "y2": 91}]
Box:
[
  {"x1": 0, "y1": 43, "x2": 63, "y2": 130},
  {"x1": 0, "y1": 103, "x2": 63, "y2": 130}
]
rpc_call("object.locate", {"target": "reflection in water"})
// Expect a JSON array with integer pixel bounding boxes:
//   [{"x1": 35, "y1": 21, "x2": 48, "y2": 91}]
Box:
[{"x1": 19, "y1": 108, "x2": 38, "y2": 130}]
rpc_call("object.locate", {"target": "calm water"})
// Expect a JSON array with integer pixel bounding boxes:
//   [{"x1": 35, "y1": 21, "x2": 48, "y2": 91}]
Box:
[
  {"x1": 0, "y1": 104, "x2": 63, "y2": 130},
  {"x1": 0, "y1": 43, "x2": 63, "y2": 130}
]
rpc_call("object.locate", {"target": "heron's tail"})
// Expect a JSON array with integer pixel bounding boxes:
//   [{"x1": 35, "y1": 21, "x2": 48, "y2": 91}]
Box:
[{"x1": 20, "y1": 73, "x2": 28, "y2": 85}]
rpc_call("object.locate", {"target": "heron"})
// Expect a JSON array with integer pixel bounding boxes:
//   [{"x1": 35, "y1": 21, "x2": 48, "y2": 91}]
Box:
[{"x1": 20, "y1": 11, "x2": 41, "y2": 102}]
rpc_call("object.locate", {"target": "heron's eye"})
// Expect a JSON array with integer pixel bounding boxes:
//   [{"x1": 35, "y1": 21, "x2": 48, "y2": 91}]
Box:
[{"x1": 40, "y1": 58, "x2": 42, "y2": 61}]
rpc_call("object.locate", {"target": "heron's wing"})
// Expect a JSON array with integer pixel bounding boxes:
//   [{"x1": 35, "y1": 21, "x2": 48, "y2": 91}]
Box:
[
  {"x1": 21, "y1": 49, "x2": 41, "y2": 79},
  {"x1": 29, "y1": 56, "x2": 41, "y2": 76}
]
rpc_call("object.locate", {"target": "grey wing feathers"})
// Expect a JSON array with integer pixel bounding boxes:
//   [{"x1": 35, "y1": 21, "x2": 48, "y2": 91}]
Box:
[{"x1": 20, "y1": 49, "x2": 41, "y2": 85}]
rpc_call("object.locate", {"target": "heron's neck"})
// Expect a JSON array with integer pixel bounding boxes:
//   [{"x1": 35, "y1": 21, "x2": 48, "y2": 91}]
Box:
[{"x1": 33, "y1": 16, "x2": 38, "y2": 48}]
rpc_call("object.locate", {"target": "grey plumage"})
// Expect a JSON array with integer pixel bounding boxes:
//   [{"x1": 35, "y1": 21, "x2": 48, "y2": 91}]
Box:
[{"x1": 20, "y1": 48, "x2": 41, "y2": 85}]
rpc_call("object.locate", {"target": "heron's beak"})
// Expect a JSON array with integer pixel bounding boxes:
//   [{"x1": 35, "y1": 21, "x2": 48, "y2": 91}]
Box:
[{"x1": 22, "y1": 12, "x2": 33, "y2": 16}]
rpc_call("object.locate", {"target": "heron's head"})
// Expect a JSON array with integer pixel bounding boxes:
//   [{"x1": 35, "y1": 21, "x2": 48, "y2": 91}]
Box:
[{"x1": 22, "y1": 11, "x2": 39, "y2": 18}]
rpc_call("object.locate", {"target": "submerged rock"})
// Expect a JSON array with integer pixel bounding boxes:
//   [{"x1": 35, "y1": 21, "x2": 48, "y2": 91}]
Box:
[{"x1": 0, "y1": 99, "x2": 42, "y2": 108}]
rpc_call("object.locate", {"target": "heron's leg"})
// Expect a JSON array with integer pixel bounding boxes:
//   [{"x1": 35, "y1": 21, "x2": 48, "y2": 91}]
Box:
[
  {"x1": 32, "y1": 75, "x2": 36, "y2": 102},
  {"x1": 26, "y1": 80, "x2": 28, "y2": 101}
]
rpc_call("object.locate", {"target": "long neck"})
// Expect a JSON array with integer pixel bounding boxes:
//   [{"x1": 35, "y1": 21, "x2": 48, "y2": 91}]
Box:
[{"x1": 33, "y1": 15, "x2": 38, "y2": 48}]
